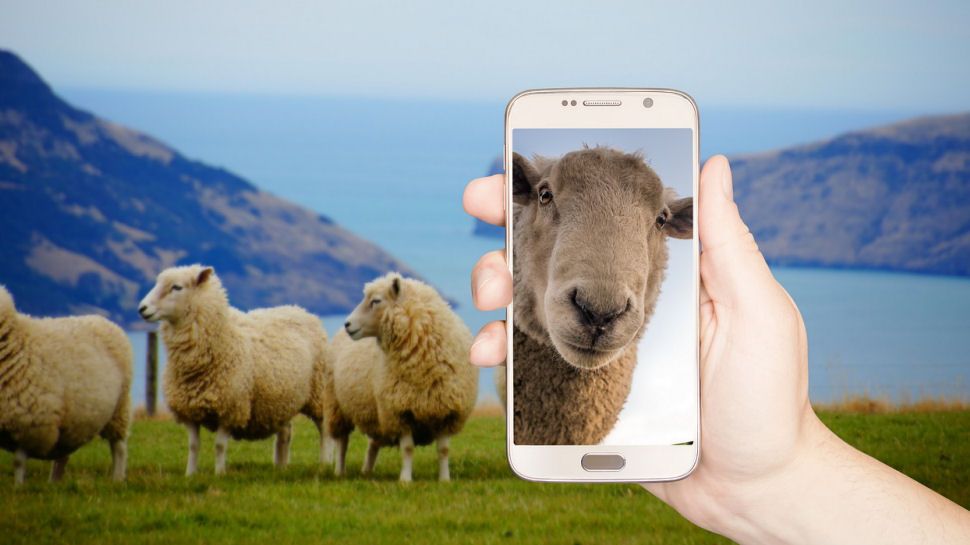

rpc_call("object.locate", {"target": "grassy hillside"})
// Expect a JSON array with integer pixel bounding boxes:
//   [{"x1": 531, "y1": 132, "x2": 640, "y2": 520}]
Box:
[{"x1": 1, "y1": 412, "x2": 967, "y2": 544}]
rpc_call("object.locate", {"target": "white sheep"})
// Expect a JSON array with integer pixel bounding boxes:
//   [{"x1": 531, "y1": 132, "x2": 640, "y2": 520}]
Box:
[
  {"x1": 495, "y1": 365, "x2": 507, "y2": 410},
  {"x1": 0, "y1": 285, "x2": 131, "y2": 484},
  {"x1": 323, "y1": 273, "x2": 478, "y2": 482},
  {"x1": 138, "y1": 265, "x2": 330, "y2": 476}
]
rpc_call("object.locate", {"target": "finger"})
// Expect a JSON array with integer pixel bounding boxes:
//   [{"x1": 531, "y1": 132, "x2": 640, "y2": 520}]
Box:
[
  {"x1": 697, "y1": 155, "x2": 777, "y2": 307},
  {"x1": 463, "y1": 174, "x2": 506, "y2": 226},
  {"x1": 470, "y1": 321, "x2": 507, "y2": 367},
  {"x1": 472, "y1": 250, "x2": 512, "y2": 311},
  {"x1": 699, "y1": 280, "x2": 712, "y2": 308}
]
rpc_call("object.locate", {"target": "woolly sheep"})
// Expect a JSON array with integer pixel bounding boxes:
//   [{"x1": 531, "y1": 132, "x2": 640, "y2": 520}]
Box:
[
  {"x1": 0, "y1": 285, "x2": 131, "y2": 484},
  {"x1": 324, "y1": 273, "x2": 478, "y2": 482},
  {"x1": 511, "y1": 148, "x2": 693, "y2": 444},
  {"x1": 138, "y1": 265, "x2": 330, "y2": 476}
]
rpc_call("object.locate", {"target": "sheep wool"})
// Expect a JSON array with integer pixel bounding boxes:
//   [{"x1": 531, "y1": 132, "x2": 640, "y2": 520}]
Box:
[
  {"x1": 512, "y1": 327, "x2": 636, "y2": 445},
  {"x1": 140, "y1": 265, "x2": 330, "y2": 476},
  {"x1": 0, "y1": 285, "x2": 131, "y2": 484},
  {"x1": 325, "y1": 273, "x2": 478, "y2": 481},
  {"x1": 495, "y1": 364, "x2": 507, "y2": 410}
]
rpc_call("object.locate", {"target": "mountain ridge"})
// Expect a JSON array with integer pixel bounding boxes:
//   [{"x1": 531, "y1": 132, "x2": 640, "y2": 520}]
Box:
[
  {"x1": 0, "y1": 50, "x2": 415, "y2": 328},
  {"x1": 730, "y1": 112, "x2": 970, "y2": 276}
]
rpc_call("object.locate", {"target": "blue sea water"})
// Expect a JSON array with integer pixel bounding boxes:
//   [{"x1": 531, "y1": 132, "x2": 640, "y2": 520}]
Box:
[{"x1": 60, "y1": 88, "x2": 969, "y2": 405}]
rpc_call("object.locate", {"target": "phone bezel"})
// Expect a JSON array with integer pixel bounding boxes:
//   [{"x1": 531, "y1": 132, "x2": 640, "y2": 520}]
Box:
[{"x1": 504, "y1": 88, "x2": 701, "y2": 483}]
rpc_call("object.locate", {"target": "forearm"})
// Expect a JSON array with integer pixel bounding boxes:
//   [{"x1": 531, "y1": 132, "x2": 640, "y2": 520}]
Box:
[{"x1": 728, "y1": 418, "x2": 970, "y2": 545}]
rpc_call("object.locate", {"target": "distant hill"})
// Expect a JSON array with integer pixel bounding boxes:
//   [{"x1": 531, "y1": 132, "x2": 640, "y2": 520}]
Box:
[
  {"x1": 0, "y1": 50, "x2": 414, "y2": 328},
  {"x1": 731, "y1": 113, "x2": 970, "y2": 275},
  {"x1": 476, "y1": 113, "x2": 970, "y2": 276}
]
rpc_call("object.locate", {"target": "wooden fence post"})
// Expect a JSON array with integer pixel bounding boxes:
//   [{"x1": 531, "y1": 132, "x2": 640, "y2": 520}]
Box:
[{"x1": 146, "y1": 330, "x2": 158, "y2": 417}]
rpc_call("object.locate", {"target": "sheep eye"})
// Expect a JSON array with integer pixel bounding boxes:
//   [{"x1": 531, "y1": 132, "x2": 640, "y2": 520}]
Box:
[
  {"x1": 171, "y1": 285, "x2": 183, "y2": 292},
  {"x1": 656, "y1": 211, "x2": 668, "y2": 230},
  {"x1": 370, "y1": 299, "x2": 381, "y2": 307},
  {"x1": 538, "y1": 187, "x2": 553, "y2": 205}
]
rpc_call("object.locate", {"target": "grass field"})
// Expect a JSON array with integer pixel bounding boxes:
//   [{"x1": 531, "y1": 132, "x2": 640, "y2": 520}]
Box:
[{"x1": 1, "y1": 411, "x2": 968, "y2": 545}]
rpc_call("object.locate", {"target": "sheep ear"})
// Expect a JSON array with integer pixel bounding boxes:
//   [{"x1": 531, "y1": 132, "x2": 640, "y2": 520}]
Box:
[
  {"x1": 389, "y1": 276, "x2": 401, "y2": 300},
  {"x1": 664, "y1": 196, "x2": 693, "y2": 239},
  {"x1": 196, "y1": 267, "x2": 214, "y2": 285},
  {"x1": 512, "y1": 152, "x2": 541, "y2": 206}
]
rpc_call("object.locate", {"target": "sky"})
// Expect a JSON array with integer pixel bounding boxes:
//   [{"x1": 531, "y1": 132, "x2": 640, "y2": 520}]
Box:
[{"x1": 1, "y1": 0, "x2": 968, "y2": 110}]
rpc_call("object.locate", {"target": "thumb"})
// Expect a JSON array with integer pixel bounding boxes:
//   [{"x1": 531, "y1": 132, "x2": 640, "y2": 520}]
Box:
[{"x1": 698, "y1": 155, "x2": 777, "y2": 308}]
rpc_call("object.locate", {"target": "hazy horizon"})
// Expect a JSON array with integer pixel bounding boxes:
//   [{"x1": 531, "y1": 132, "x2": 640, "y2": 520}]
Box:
[{"x1": 56, "y1": 85, "x2": 944, "y2": 171}]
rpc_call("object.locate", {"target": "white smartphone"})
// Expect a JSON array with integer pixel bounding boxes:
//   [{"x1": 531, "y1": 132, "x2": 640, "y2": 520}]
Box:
[{"x1": 503, "y1": 89, "x2": 700, "y2": 482}]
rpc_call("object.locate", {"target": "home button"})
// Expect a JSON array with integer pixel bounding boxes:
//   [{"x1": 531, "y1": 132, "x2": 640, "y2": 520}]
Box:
[{"x1": 581, "y1": 453, "x2": 625, "y2": 471}]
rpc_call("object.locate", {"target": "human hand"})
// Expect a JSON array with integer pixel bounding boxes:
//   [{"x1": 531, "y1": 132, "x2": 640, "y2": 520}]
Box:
[
  {"x1": 462, "y1": 156, "x2": 970, "y2": 544},
  {"x1": 463, "y1": 154, "x2": 820, "y2": 525},
  {"x1": 637, "y1": 155, "x2": 823, "y2": 532}
]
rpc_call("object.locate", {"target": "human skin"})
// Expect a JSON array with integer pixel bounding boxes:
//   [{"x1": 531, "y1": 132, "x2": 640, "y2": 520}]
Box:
[{"x1": 462, "y1": 155, "x2": 970, "y2": 544}]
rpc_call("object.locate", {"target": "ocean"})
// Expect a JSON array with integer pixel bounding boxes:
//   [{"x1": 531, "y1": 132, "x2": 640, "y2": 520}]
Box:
[{"x1": 60, "y1": 88, "x2": 970, "y2": 405}]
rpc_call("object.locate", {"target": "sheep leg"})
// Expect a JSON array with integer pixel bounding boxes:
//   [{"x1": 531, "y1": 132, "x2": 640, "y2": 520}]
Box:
[
  {"x1": 274, "y1": 423, "x2": 292, "y2": 468},
  {"x1": 362, "y1": 437, "x2": 380, "y2": 475},
  {"x1": 316, "y1": 420, "x2": 333, "y2": 464},
  {"x1": 320, "y1": 434, "x2": 334, "y2": 465},
  {"x1": 333, "y1": 435, "x2": 348, "y2": 477},
  {"x1": 214, "y1": 427, "x2": 230, "y2": 475},
  {"x1": 49, "y1": 455, "x2": 69, "y2": 482},
  {"x1": 185, "y1": 423, "x2": 200, "y2": 476},
  {"x1": 110, "y1": 438, "x2": 127, "y2": 481},
  {"x1": 437, "y1": 435, "x2": 451, "y2": 482},
  {"x1": 13, "y1": 448, "x2": 27, "y2": 485},
  {"x1": 399, "y1": 433, "x2": 414, "y2": 483}
]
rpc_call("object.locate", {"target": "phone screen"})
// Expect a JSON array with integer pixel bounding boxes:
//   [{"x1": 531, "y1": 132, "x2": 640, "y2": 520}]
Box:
[{"x1": 510, "y1": 127, "x2": 697, "y2": 448}]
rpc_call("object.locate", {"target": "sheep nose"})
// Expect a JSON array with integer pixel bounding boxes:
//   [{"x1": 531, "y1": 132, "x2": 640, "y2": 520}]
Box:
[
  {"x1": 138, "y1": 305, "x2": 148, "y2": 315},
  {"x1": 343, "y1": 321, "x2": 351, "y2": 330},
  {"x1": 570, "y1": 289, "x2": 629, "y2": 331}
]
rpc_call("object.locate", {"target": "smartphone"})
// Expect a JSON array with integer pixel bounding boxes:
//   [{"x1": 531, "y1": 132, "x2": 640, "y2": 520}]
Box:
[{"x1": 504, "y1": 89, "x2": 700, "y2": 482}]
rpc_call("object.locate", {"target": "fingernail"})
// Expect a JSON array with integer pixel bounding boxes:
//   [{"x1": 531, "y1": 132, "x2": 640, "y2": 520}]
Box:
[
  {"x1": 719, "y1": 157, "x2": 733, "y2": 201},
  {"x1": 476, "y1": 267, "x2": 497, "y2": 296},
  {"x1": 470, "y1": 331, "x2": 494, "y2": 360}
]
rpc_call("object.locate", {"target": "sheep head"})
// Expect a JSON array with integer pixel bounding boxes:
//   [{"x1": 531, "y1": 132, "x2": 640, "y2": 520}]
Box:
[
  {"x1": 512, "y1": 147, "x2": 692, "y2": 370},
  {"x1": 343, "y1": 272, "x2": 404, "y2": 341},
  {"x1": 139, "y1": 265, "x2": 220, "y2": 324}
]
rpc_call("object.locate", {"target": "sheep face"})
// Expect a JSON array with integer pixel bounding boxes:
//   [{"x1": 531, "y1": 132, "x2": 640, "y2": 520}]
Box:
[
  {"x1": 139, "y1": 265, "x2": 215, "y2": 323},
  {"x1": 513, "y1": 148, "x2": 692, "y2": 370},
  {"x1": 344, "y1": 273, "x2": 402, "y2": 341}
]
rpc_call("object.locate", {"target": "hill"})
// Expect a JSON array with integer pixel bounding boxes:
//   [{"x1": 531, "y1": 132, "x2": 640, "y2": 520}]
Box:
[
  {"x1": 0, "y1": 51, "x2": 414, "y2": 327},
  {"x1": 731, "y1": 112, "x2": 970, "y2": 275}
]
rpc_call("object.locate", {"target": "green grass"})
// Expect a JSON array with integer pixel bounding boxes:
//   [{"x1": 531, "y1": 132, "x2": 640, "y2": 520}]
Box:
[{"x1": 1, "y1": 411, "x2": 967, "y2": 545}]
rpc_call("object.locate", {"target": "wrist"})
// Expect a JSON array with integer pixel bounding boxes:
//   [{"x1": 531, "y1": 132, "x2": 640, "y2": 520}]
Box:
[{"x1": 716, "y1": 413, "x2": 845, "y2": 544}]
